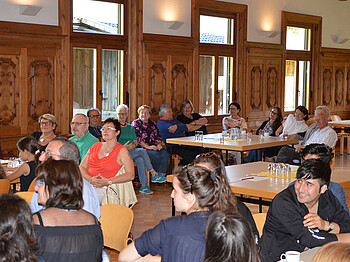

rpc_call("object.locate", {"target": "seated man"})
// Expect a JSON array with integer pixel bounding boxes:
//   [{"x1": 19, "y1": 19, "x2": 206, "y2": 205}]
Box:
[
  {"x1": 87, "y1": 108, "x2": 102, "y2": 140},
  {"x1": 298, "y1": 143, "x2": 349, "y2": 213},
  {"x1": 276, "y1": 106, "x2": 337, "y2": 165},
  {"x1": 157, "y1": 104, "x2": 201, "y2": 165},
  {"x1": 260, "y1": 159, "x2": 350, "y2": 262},
  {"x1": 69, "y1": 113, "x2": 98, "y2": 161},
  {"x1": 30, "y1": 137, "x2": 100, "y2": 220}
]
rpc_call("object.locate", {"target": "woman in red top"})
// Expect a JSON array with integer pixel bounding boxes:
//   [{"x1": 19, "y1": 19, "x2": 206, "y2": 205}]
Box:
[{"x1": 80, "y1": 118, "x2": 134, "y2": 202}]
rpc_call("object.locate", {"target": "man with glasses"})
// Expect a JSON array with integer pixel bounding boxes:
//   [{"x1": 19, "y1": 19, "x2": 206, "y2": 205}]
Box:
[
  {"x1": 29, "y1": 137, "x2": 100, "y2": 219},
  {"x1": 87, "y1": 108, "x2": 102, "y2": 139},
  {"x1": 69, "y1": 114, "x2": 98, "y2": 161},
  {"x1": 276, "y1": 106, "x2": 338, "y2": 165}
]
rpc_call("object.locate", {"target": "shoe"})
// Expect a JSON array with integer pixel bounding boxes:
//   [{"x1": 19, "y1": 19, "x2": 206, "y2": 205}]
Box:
[
  {"x1": 151, "y1": 173, "x2": 167, "y2": 183},
  {"x1": 139, "y1": 185, "x2": 153, "y2": 195}
]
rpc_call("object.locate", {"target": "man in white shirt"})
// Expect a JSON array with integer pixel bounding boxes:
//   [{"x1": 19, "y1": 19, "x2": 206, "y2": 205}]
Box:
[{"x1": 276, "y1": 106, "x2": 337, "y2": 165}]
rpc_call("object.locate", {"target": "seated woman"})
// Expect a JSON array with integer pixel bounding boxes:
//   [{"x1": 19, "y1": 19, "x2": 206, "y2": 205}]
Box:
[
  {"x1": 117, "y1": 104, "x2": 165, "y2": 195},
  {"x1": 204, "y1": 210, "x2": 260, "y2": 262},
  {"x1": 244, "y1": 107, "x2": 283, "y2": 162},
  {"x1": 7, "y1": 136, "x2": 40, "y2": 191},
  {"x1": 194, "y1": 152, "x2": 259, "y2": 243},
  {"x1": 0, "y1": 194, "x2": 42, "y2": 262},
  {"x1": 30, "y1": 113, "x2": 57, "y2": 153},
  {"x1": 80, "y1": 118, "x2": 136, "y2": 205},
  {"x1": 33, "y1": 158, "x2": 103, "y2": 262},
  {"x1": 132, "y1": 105, "x2": 169, "y2": 179},
  {"x1": 222, "y1": 102, "x2": 248, "y2": 164},
  {"x1": 177, "y1": 100, "x2": 208, "y2": 136},
  {"x1": 118, "y1": 165, "x2": 238, "y2": 262},
  {"x1": 276, "y1": 105, "x2": 308, "y2": 137}
]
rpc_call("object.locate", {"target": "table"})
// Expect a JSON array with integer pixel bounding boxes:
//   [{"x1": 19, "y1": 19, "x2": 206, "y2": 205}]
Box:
[
  {"x1": 329, "y1": 120, "x2": 350, "y2": 154},
  {"x1": 226, "y1": 162, "x2": 350, "y2": 212},
  {"x1": 300, "y1": 247, "x2": 321, "y2": 262},
  {"x1": 329, "y1": 120, "x2": 350, "y2": 128}
]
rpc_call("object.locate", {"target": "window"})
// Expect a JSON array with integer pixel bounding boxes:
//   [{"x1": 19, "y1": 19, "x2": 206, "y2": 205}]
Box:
[
  {"x1": 72, "y1": 0, "x2": 126, "y2": 120},
  {"x1": 198, "y1": 13, "x2": 235, "y2": 116}
]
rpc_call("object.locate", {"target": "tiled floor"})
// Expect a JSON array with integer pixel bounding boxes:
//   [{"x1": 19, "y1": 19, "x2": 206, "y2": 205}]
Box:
[{"x1": 104, "y1": 154, "x2": 350, "y2": 261}]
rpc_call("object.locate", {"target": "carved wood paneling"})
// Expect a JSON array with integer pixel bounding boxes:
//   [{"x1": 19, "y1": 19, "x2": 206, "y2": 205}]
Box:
[
  {"x1": 150, "y1": 63, "x2": 166, "y2": 115},
  {"x1": 171, "y1": 64, "x2": 187, "y2": 115},
  {"x1": 347, "y1": 70, "x2": 350, "y2": 104},
  {"x1": 28, "y1": 59, "x2": 54, "y2": 121},
  {"x1": 335, "y1": 68, "x2": 344, "y2": 106},
  {"x1": 0, "y1": 57, "x2": 18, "y2": 126},
  {"x1": 250, "y1": 66, "x2": 262, "y2": 109},
  {"x1": 322, "y1": 68, "x2": 332, "y2": 106},
  {"x1": 267, "y1": 67, "x2": 278, "y2": 108}
]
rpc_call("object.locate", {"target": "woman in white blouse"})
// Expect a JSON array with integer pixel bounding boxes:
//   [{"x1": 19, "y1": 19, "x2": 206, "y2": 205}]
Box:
[{"x1": 276, "y1": 106, "x2": 309, "y2": 137}]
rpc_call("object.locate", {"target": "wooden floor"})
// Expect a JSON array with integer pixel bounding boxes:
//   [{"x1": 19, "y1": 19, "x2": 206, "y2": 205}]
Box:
[{"x1": 104, "y1": 153, "x2": 350, "y2": 261}]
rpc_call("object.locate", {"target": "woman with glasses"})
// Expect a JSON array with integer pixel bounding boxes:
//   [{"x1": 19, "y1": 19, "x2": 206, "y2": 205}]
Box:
[
  {"x1": 80, "y1": 118, "x2": 136, "y2": 204},
  {"x1": 177, "y1": 100, "x2": 208, "y2": 136},
  {"x1": 117, "y1": 104, "x2": 165, "y2": 195},
  {"x1": 132, "y1": 105, "x2": 169, "y2": 181},
  {"x1": 222, "y1": 102, "x2": 248, "y2": 164},
  {"x1": 244, "y1": 106, "x2": 283, "y2": 162},
  {"x1": 30, "y1": 113, "x2": 57, "y2": 153},
  {"x1": 33, "y1": 158, "x2": 103, "y2": 262},
  {"x1": 87, "y1": 108, "x2": 102, "y2": 140},
  {"x1": 119, "y1": 164, "x2": 238, "y2": 262}
]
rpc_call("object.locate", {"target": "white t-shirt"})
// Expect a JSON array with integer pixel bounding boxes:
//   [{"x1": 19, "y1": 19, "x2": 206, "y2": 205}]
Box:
[{"x1": 281, "y1": 114, "x2": 308, "y2": 136}]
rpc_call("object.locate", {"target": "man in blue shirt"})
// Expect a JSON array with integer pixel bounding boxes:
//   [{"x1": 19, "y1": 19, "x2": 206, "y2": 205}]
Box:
[
  {"x1": 157, "y1": 104, "x2": 201, "y2": 165},
  {"x1": 30, "y1": 137, "x2": 100, "y2": 220}
]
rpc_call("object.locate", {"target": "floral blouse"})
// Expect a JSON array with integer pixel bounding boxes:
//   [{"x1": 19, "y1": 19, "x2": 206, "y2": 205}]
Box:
[{"x1": 131, "y1": 118, "x2": 162, "y2": 147}]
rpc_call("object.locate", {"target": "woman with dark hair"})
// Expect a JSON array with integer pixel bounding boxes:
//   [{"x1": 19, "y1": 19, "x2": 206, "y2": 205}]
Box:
[
  {"x1": 119, "y1": 165, "x2": 236, "y2": 262},
  {"x1": 0, "y1": 194, "x2": 41, "y2": 262},
  {"x1": 276, "y1": 105, "x2": 309, "y2": 137},
  {"x1": 7, "y1": 136, "x2": 40, "y2": 191},
  {"x1": 222, "y1": 102, "x2": 247, "y2": 131},
  {"x1": 30, "y1": 113, "x2": 57, "y2": 153},
  {"x1": 204, "y1": 210, "x2": 260, "y2": 262},
  {"x1": 177, "y1": 100, "x2": 208, "y2": 136},
  {"x1": 33, "y1": 158, "x2": 103, "y2": 262},
  {"x1": 80, "y1": 117, "x2": 136, "y2": 204},
  {"x1": 244, "y1": 107, "x2": 283, "y2": 162},
  {"x1": 193, "y1": 153, "x2": 259, "y2": 243}
]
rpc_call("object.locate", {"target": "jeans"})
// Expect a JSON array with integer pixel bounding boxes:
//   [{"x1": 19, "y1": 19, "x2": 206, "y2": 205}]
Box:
[
  {"x1": 129, "y1": 148, "x2": 154, "y2": 184},
  {"x1": 146, "y1": 148, "x2": 169, "y2": 175}
]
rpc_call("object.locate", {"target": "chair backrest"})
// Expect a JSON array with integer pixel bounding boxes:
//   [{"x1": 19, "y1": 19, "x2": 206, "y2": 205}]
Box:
[
  {"x1": 0, "y1": 179, "x2": 10, "y2": 194},
  {"x1": 28, "y1": 178, "x2": 37, "y2": 192},
  {"x1": 100, "y1": 204, "x2": 134, "y2": 251},
  {"x1": 331, "y1": 115, "x2": 342, "y2": 121},
  {"x1": 14, "y1": 191, "x2": 34, "y2": 205},
  {"x1": 252, "y1": 212, "x2": 267, "y2": 237}
]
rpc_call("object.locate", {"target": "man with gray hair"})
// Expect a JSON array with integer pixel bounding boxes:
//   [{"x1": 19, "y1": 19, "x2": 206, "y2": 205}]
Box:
[
  {"x1": 29, "y1": 137, "x2": 101, "y2": 219},
  {"x1": 276, "y1": 106, "x2": 337, "y2": 164},
  {"x1": 157, "y1": 104, "x2": 201, "y2": 165},
  {"x1": 69, "y1": 113, "x2": 98, "y2": 161}
]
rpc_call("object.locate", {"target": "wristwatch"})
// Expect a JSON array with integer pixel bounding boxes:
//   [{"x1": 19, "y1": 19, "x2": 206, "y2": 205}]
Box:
[
  {"x1": 327, "y1": 222, "x2": 334, "y2": 232},
  {"x1": 108, "y1": 180, "x2": 112, "y2": 185}
]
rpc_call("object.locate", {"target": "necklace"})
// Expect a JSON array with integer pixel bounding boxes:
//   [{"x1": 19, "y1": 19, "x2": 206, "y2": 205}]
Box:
[
  {"x1": 103, "y1": 145, "x2": 114, "y2": 157},
  {"x1": 120, "y1": 122, "x2": 127, "y2": 127}
]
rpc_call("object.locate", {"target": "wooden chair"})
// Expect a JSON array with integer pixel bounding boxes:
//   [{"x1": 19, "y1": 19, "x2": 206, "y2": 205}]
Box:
[
  {"x1": 28, "y1": 178, "x2": 37, "y2": 192},
  {"x1": 100, "y1": 204, "x2": 134, "y2": 251},
  {"x1": 0, "y1": 179, "x2": 10, "y2": 194},
  {"x1": 331, "y1": 115, "x2": 348, "y2": 155},
  {"x1": 252, "y1": 212, "x2": 267, "y2": 237},
  {"x1": 14, "y1": 191, "x2": 34, "y2": 205}
]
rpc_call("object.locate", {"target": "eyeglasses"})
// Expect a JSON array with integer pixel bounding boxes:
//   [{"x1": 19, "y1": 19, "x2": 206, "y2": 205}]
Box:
[
  {"x1": 196, "y1": 152, "x2": 216, "y2": 159},
  {"x1": 70, "y1": 122, "x2": 87, "y2": 126},
  {"x1": 89, "y1": 115, "x2": 100, "y2": 118},
  {"x1": 229, "y1": 107, "x2": 238, "y2": 111},
  {"x1": 36, "y1": 180, "x2": 45, "y2": 186},
  {"x1": 117, "y1": 113, "x2": 128, "y2": 116},
  {"x1": 271, "y1": 111, "x2": 278, "y2": 115},
  {"x1": 39, "y1": 121, "x2": 53, "y2": 126},
  {"x1": 101, "y1": 126, "x2": 117, "y2": 132}
]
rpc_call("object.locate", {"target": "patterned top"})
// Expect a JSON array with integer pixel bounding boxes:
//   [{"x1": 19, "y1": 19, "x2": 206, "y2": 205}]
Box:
[
  {"x1": 222, "y1": 116, "x2": 247, "y2": 131},
  {"x1": 131, "y1": 118, "x2": 162, "y2": 146}
]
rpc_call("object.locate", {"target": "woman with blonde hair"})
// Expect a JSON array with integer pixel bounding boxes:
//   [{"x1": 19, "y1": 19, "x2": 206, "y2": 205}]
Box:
[
  {"x1": 312, "y1": 242, "x2": 350, "y2": 262},
  {"x1": 30, "y1": 113, "x2": 57, "y2": 153}
]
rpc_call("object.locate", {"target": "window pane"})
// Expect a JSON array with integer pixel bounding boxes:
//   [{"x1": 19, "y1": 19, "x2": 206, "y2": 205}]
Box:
[
  {"x1": 73, "y1": 48, "x2": 96, "y2": 116},
  {"x1": 73, "y1": 0, "x2": 123, "y2": 35},
  {"x1": 101, "y1": 49, "x2": 123, "y2": 120},
  {"x1": 286, "y1": 26, "x2": 310, "y2": 51},
  {"x1": 284, "y1": 60, "x2": 297, "y2": 111},
  {"x1": 200, "y1": 15, "x2": 234, "y2": 45},
  {"x1": 218, "y1": 56, "x2": 233, "y2": 115},
  {"x1": 297, "y1": 61, "x2": 310, "y2": 109},
  {"x1": 199, "y1": 56, "x2": 215, "y2": 115}
]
